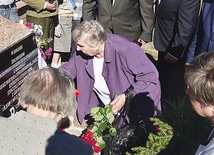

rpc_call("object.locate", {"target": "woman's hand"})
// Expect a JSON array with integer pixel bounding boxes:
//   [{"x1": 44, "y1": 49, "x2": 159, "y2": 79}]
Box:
[{"x1": 110, "y1": 94, "x2": 126, "y2": 114}]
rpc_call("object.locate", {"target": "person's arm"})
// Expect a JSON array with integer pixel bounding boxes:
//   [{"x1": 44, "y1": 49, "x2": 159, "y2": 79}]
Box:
[
  {"x1": 167, "y1": 0, "x2": 200, "y2": 59},
  {"x1": 125, "y1": 49, "x2": 159, "y2": 95},
  {"x1": 186, "y1": 10, "x2": 202, "y2": 64},
  {"x1": 138, "y1": 0, "x2": 155, "y2": 43},
  {"x1": 82, "y1": 0, "x2": 97, "y2": 21},
  {"x1": 110, "y1": 45, "x2": 160, "y2": 113},
  {"x1": 59, "y1": 56, "x2": 77, "y2": 80}
]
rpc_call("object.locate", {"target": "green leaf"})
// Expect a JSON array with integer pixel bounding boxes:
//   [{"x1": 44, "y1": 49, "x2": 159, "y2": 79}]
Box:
[
  {"x1": 106, "y1": 112, "x2": 114, "y2": 123},
  {"x1": 105, "y1": 104, "x2": 112, "y2": 113},
  {"x1": 93, "y1": 114, "x2": 104, "y2": 121},
  {"x1": 91, "y1": 107, "x2": 100, "y2": 115},
  {"x1": 92, "y1": 125, "x2": 98, "y2": 132},
  {"x1": 100, "y1": 122, "x2": 108, "y2": 130},
  {"x1": 99, "y1": 142, "x2": 106, "y2": 150},
  {"x1": 109, "y1": 127, "x2": 117, "y2": 136},
  {"x1": 99, "y1": 107, "x2": 105, "y2": 114},
  {"x1": 96, "y1": 136, "x2": 105, "y2": 146}
]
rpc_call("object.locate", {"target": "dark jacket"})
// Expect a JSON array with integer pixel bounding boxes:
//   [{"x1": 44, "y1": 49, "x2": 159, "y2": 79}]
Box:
[
  {"x1": 154, "y1": 0, "x2": 200, "y2": 60},
  {"x1": 82, "y1": 0, "x2": 154, "y2": 42},
  {"x1": 187, "y1": 0, "x2": 214, "y2": 63},
  {"x1": 46, "y1": 128, "x2": 93, "y2": 155}
]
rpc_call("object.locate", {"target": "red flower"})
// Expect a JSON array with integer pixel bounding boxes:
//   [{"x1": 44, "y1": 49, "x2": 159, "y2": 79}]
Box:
[
  {"x1": 25, "y1": 22, "x2": 33, "y2": 29},
  {"x1": 88, "y1": 137, "x2": 97, "y2": 146},
  {"x1": 94, "y1": 145, "x2": 101, "y2": 153},
  {"x1": 75, "y1": 89, "x2": 80, "y2": 96},
  {"x1": 81, "y1": 130, "x2": 101, "y2": 152},
  {"x1": 81, "y1": 136, "x2": 89, "y2": 143},
  {"x1": 85, "y1": 130, "x2": 93, "y2": 138},
  {"x1": 155, "y1": 126, "x2": 161, "y2": 132}
]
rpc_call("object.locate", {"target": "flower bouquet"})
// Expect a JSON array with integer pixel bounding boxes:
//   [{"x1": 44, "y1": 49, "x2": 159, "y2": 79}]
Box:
[
  {"x1": 25, "y1": 22, "x2": 53, "y2": 61},
  {"x1": 81, "y1": 105, "x2": 117, "y2": 153}
]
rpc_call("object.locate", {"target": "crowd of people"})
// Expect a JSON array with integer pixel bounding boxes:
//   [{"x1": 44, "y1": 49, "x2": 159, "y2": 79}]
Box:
[{"x1": 0, "y1": 0, "x2": 214, "y2": 154}]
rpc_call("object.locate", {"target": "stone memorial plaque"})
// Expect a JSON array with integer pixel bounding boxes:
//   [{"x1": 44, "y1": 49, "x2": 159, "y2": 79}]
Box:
[{"x1": 0, "y1": 16, "x2": 38, "y2": 117}]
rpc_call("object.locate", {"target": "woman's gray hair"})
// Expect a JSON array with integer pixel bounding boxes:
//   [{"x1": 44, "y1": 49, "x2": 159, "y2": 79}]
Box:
[
  {"x1": 18, "y1": 67, "x2": 77, "y2": 116},
  {"x1": 185, "y1": 51, "x2": 214, "y2": 106},
  {"x1": 72, "y1": 20, "x2": 107, "y2": 47}
]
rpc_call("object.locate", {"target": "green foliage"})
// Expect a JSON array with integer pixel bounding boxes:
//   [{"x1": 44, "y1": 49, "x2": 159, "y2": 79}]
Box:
[
  {"x1": 39, "y1": 38, "x2": 52, "y2": 49},
  {"x1": 127, "y1": 118, "x2": 173, "y2": 155},
  {"x1": 159, "y1": 97, "x2": 212, "y2": 155},
  {"x1": 128, "y1": 96, "x2": 212, "y2": 155}
]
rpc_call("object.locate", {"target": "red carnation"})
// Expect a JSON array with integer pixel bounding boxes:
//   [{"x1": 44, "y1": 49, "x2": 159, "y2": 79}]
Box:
[
  {"x1": 89, "y1": 137, "x2": 97, "y2": 146},
  {"x1": 94, "y1": 145, "x2": 101, "y2": 153},
  {"x1": 85, "y1": 130, "x2": 93, "y2": 138},
  {"x1": 81, "y1": 136, "x2": 89, "y2": 143}
]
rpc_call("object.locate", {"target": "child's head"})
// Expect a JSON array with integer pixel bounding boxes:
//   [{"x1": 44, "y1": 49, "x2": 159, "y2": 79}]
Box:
[{"x1": 185, "y1": 51, "x2": 214, "y2": 118}]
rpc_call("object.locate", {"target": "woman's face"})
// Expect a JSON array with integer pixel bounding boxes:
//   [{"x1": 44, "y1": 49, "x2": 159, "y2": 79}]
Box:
[
  {"x1": 76, "y1": 38, "x2": 98, "y2": 56},
  {"x1": 185, "y1": 86, "x2": 213, "y2": 119}
]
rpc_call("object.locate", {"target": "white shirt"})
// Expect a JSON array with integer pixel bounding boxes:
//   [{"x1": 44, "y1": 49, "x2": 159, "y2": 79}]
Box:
[
  {"x1": 0, "y1": 0, "x2": 14, "y2": 5},
  {"x1": 93, "y1": 57, "x2": 111, "y2": 105}
]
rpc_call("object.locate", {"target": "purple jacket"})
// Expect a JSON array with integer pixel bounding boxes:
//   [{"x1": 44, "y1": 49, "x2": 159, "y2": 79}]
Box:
[{"x1": 61, "y1": 34, "x2": 161, "y2": 123}]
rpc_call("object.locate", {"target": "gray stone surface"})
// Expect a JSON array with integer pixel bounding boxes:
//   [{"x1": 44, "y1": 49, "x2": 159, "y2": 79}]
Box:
[
  {"x1": 0, "y1": 16, "x2": 31, "y2": 52},
  {"x1": 0, "y1": 16, "x2": 31, "y2": 53}
]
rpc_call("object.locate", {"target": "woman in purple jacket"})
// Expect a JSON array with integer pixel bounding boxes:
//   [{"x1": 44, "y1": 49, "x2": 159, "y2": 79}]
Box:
[{"x1": 60, "y1": 20, "x2": 161, "y2": 126}]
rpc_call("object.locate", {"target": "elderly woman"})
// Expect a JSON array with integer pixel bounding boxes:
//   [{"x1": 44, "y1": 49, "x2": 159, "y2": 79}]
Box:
[
  {"x1": 61, "y1": 20, "x2": 161, "y2": 125},
  {"x1": 0, "y1": 67, "x2": 93, "y2": 155},
  {"x1": 185, "y1": 51, "x2": 214, "y2": 155}
]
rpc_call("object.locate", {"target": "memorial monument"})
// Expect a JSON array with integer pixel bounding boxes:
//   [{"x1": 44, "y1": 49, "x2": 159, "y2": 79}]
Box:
[
  {"x1": 0, "y1": 16, "x2": 84, "y2": 136},
  {"x1": 0, "y1": 16, "x2": 38, "y2": 117}
]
